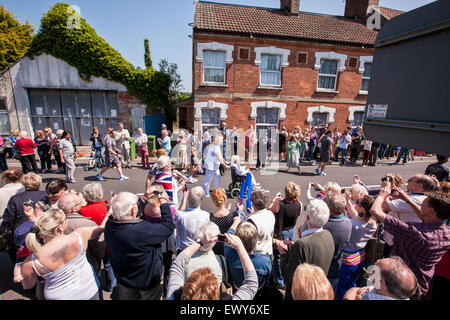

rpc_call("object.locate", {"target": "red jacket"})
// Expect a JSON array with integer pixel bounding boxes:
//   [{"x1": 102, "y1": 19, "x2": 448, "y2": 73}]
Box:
[
  {"x1": 79, "y1": 200, "x2": 109, "y2": 226},
  {"x1": 14, "y1": 139, "x2": 36, "y2": 155},
  {"x1": 435, "y1": 250, "x2": 450, "y2": 280}
]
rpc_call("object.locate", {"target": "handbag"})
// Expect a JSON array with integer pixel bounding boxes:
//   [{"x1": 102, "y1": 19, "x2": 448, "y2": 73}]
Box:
[
  {"x1": 218, "y1": 255, "x2": 234, "y2": 296},
  {"x1": 364, "y1": 223, "x2": 384, "y2": 266},
  {"x1": 0, "y1": 221, "x2": 14, "y2": 252}
]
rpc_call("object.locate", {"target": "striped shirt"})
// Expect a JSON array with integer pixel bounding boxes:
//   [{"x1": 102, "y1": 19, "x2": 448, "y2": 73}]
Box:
[{"x1": 384, "y1": 215, "x2": 450, "y2": 297}]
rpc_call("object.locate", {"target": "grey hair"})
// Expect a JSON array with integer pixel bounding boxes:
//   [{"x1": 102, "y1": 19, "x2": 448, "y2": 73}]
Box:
[
  {"x1": 82, "y1": 182, "x2": 104, "y2": 203},
  {"x1": 194, "y1": 222, "x2": 220, "y2": 252},
  {"x1": 323, "y1": 193, "x2": 346, "y2": 216},
  {"x1": 156, "y1": 155, "x2": 171, "y2": 170},
  {"x1": 306, "y1": 199, "x2": 330, "y2": 228},
  {"x1": 380, "y1": 256, "x2": 418, "y2": 299},
  {"x1": 111, "y1": 192, "x2": 138, "y2": 222},
  {"x1": 188, "y1": 186, "x2": 204, "y2": 208},
  {"x1": 58, "y1": 192, "x2": 81, "y2": 215},
  {"x1": 19, "y1": 131, "x2": 28, "y2": 138}
]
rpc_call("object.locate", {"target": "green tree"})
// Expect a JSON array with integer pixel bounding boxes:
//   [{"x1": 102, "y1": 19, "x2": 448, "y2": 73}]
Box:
[
  {"x1": 144, "y1": 38, "x2": 152, "y2": 69},
  {"x1": 27, "y1": 3, "x2": 169, "y2": 111},
  {"x1": 0, "y1": 5, "x2": 34, "y2": 71},
  {"x1": 158, "y1": 59, "x2": 189, "y2": 128}
]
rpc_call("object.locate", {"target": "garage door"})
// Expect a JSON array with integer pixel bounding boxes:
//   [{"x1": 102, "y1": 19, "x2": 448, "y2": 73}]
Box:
[{"x1": 28, "y1": 89, "x2": 120, "y2": 145}]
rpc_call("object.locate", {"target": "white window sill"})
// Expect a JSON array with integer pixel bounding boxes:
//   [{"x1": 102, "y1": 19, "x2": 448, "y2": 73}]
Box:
[
  {"x1": 359, "y1": 90, "x2": 368, "y2": 95},
  {"x1": 316, "y1": 88, "x2": 339, "y2": 93},
  {"x1": 200, "y1": 83, "x2": 228, "y2": 88},
  {"x1": 257, "y1": 85, "x2": 282, "y2": 90}
]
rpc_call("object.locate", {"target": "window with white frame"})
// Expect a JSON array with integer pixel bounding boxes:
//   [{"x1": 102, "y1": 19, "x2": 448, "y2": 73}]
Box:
[
  {"x1": 318, "y1": 59, "x2": 338, "y2": 90},
  {"x1": 260, "y1": 55, "x2": 281, "y2": 86},
  {"x1": 312, "y1": 112, "x2": 328, "y2": 126},
  {"x1": 201, "y1": 108, "x2": 220, "y2": 132},
  {"x1": 352, "y1": 111, "x2": 364, "y2": 127},
  {"x1": 360, "y1": 62, "x2": 372, "y2": 91},
  {"x1": 256, "y1": 107, "x2": 279, "y2": 140},
  {"x1": 202, "y1": 51, "x2": 226, "y2": 84}
]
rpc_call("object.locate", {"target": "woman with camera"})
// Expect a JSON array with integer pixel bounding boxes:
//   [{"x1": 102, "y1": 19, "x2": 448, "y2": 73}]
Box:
[
  {"x1": 269, "y1": 182, "x2": 303, "y2": 289},
  {"x1": 337, "y1": 194, "x2": 378, "y2": 299}
]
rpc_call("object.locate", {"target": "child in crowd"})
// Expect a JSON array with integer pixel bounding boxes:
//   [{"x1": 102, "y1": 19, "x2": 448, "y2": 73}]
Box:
[{"x1": 84, "y1": 150, "x2": 101, "y2": 171}]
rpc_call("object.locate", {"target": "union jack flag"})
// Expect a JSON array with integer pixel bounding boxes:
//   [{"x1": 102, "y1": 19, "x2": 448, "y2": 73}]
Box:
[{"x1": 155, "y1": 171, "x2": 175, "y2": 203}]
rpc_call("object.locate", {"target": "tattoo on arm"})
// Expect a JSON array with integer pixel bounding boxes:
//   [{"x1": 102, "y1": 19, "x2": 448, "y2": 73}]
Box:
[{"x1": 51, "y1": 244, "x2": 70, "y2": 263}]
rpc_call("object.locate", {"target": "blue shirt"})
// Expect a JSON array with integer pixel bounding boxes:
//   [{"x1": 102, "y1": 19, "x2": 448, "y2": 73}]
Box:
[
  {"x1": 162, "y1": 136, "x2": 171, "y2": 152},
  {"x1": 224, "y1": 228, "x2": 272, "y2": 290}
]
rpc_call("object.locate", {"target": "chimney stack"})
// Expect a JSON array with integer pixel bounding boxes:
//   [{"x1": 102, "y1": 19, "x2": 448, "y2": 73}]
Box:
[
  {"x1": 344, "y1": 0, "x2": 379, "y2": 22},
  {"x1": 280, "y1": 0, "x2": 300, "y2": 16}
]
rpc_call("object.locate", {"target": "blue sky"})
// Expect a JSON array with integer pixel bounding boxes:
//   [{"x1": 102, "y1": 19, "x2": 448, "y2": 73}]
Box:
[{"x1": 1, "y1": 0, "x2": 436, "y2": 92}]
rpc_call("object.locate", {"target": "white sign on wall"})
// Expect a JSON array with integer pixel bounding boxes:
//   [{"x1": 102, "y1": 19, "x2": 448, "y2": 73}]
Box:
[{"x1": 366, "y1": 104, "x2": 388, "y2": 119}]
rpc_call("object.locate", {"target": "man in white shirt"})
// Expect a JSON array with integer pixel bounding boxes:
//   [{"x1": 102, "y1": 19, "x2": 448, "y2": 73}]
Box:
[
  {"x1": 247, "y1": 190, "x2": 275, "y2": 256},
  {"x1": 116, "y1": 123, "x2": 131, "y2": 169},
  {"x1": 174, "y1": 186, "x2": 210, "y2": 253},
  {"x1": 382, "y1": 174, "x2": 438, "y2": 253},
  {"x1": 334, "y1": 127, "x2": 352, "y2": 166}
]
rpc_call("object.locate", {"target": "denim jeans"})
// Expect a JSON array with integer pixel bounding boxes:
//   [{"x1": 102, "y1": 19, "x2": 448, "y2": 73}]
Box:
[
  {"x1": 0, "y1": 153, "x2": 7, "y2": 171},
  {"x1": 101, "y1": 254, "x2": 117, "y2": 292},
  {"x1": 335, "y1": 147, "x2": 347, "y2": 165},
  {"x1": 307, "y1": 144, "x2": 316, "y2": 161},
  {"x1": 378, "y1": 144, "x2": 387, "y2": 159},
  {"x1": 299, "y1": 142, "x2": 307, "y2": 161},
  {"x1": 272, "y1": 227, "x2": 295, "y2": 287},
  {"x1": 93, "y1": 146, "x2": 105, "y2": 167},
  {"x1": 396, "y1": 147, "x2": 409, "y2": 164}
]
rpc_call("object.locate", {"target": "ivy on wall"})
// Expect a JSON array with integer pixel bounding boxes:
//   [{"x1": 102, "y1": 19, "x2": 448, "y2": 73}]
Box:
[{"x1": 27, "y1": 2, "x2": 170, "y2": 111}]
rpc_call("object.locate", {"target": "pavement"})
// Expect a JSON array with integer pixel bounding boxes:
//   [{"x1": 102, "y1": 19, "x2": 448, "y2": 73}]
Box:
[{"x1": 0, "y1": 148, "x2": 436, "y2": 300}]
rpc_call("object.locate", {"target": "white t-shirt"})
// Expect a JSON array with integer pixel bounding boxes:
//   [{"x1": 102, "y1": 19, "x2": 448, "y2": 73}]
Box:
[
  {"x1": 248, "y1": 209, "x2": 275, "y2": 255},
  {"x1": 204, "y1": 144, "x2": 221, "y2": 172},
  {"x1": 383, "y1": 193, "x2": 427, "y2": 246},
  {"x1": 338, "y1": 134, "x2": 352, "y2": 149}
]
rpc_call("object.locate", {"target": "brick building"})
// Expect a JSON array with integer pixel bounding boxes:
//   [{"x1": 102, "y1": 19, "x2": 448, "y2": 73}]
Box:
[{"x1": 183, "y1": 0, "x2": 404, "y2": 136}]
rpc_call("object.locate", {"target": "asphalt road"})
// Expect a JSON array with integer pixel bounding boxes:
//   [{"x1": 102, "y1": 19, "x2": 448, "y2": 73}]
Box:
[{"x1": 0, "y1": 155, "x2": 435, "y2": 300}]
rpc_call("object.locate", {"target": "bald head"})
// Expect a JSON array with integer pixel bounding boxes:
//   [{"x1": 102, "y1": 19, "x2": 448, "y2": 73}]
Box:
[{"x1": 376, "y1": 256, "x2": 417, "y2": 299}]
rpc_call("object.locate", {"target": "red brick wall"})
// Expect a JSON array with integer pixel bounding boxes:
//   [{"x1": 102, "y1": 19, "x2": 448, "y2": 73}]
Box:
[
  {"x1": 192, "y1": 33, "x2": 372, "y2": 131},
  {"x1": 117, "y1": 91, "x2": 163, "y2": 132}
]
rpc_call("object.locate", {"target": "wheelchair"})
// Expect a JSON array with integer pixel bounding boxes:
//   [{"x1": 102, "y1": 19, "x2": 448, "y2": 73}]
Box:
[{"x1": 228, "y1": 166, "x2": 247, "y2": 199}]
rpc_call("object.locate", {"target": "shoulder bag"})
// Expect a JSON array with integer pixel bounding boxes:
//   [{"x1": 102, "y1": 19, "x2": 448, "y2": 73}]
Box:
[{"x1": 218, "y1": 254, "x2": 234, "y2": 296}]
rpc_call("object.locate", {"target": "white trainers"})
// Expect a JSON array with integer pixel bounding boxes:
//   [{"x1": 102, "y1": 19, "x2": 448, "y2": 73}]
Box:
[
  {"x1": 319, "y1": 172, "x2": 327, "y2": 176},
  {"x1": 119, "y1": 175, "x2": 129, "y2": 181},
  {"x1": 96, "y1": 174, "x2": 105, "y2": 181}
]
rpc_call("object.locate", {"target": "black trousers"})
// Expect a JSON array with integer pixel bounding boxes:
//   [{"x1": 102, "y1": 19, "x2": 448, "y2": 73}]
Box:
[
  {"x1": 38, "y1": 149, "x2": 52, "y2": 170},
  {"x1": 118, "y1": 281, "x2": 163, "y2": 300},
  {"x1": 20, "y1": 154, "x2": 38, "y2": 173},
  {"x1": 369, "y1": 145, "x2": 379, "y2": 165}
]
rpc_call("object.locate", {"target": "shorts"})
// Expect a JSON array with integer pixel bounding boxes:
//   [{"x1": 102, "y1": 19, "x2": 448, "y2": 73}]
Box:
[
  {"x1": 320, "y1": 152, "x2": 330, "y2": 163},
  {"x1": 105, "y1": 155, "x2": 121, "y2": 167}
]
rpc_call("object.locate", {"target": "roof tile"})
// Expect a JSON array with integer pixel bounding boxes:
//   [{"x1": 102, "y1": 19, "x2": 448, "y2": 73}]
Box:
[{"x1": 195, "y1": 1, "x2": 404, "y2": 46}]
